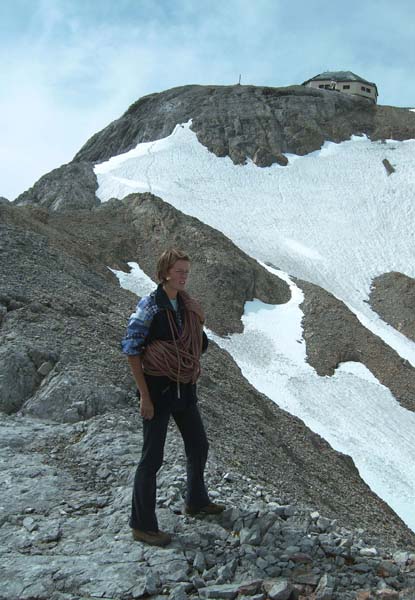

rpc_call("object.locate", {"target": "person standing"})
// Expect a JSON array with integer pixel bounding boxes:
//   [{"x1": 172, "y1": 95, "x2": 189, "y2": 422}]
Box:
[{"x1": 121, "y1": 248, "x2": 224, "y2": 546}]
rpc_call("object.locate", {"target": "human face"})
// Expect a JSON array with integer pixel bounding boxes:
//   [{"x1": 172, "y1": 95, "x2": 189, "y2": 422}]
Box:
[{"x1": 165, "y1": 259, "x2": 191, "y2": 296}]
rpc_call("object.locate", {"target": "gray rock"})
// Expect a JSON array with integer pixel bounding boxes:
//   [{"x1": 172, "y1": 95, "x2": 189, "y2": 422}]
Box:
[
  {"x1": 236, "y1": 581, "x2": 263, "y2": 596},
  {"x1": 192, "y1": 576, "x2": 206, "y2": 589},
  {"x1": 359, "y1": 547, "x2": 378, "y2": 557},
  {"x1": 253, "y1": 147, "x2": 288, "y2": 168},
  {"x1": 38, "y1": 361, "x2": 54, "y2": 376},
  {"x1": 264, "y1": 565, "x2": 282, "y2": 578},
  {"x1": 22, "y1": 372, "x2": 130, "y2": 422},
  {"x1": 299, "y1": 276, "x2": 415, "y2": 413},
  {"x1": 267, "y1": 579, "x2": 293, "y2": 600},
  {"x1": 0, "y1": 345, "x2": 39, "y2": 413},
  {"x1": 218, "y1": 560, "x2": 237, "y2": 581},
  {"x1": 353, "y1": 562, "x2": 372, "y2": 573},
  {"x1": 198, "y1": 583, "x2": 241, "y2": 599},
  {"x1": 240, "y1": 527, "x2": 262, "y2": 546},
  {"x1": 317, "y1": 517, "x2": 332, "y2": 532},
  {"x1": 73, "y1": 84, "x2": 415, "y2": 167},
  {"x1": 392, "y1": 550, "x2": 410, "y2": 565},
  {"x1": 382, "y1": 157, "x2": 395, "y2": 175},
  {"x1": 130, "y1": 578, "x2": 147, "y2": 598},
  {"x1": 118, "y1": 192, "x2": 290, "y2": 336},
  {"x1": 14, "y1": 161, "x2": 99, "y2": 212},
  {"x1": 291, "y1": 571, "x2": 320, "y2": 585},
  {"x1": 0, "y1": 304, "x2": 7, "y2": 325},
  {"x1": 315, "y1": 574, "x2": 336, "y2": 600},
  {"x1": 169, "y1": 584, "x2": 189, "y2": 600},
  {"x1": 370, "y1": 272, "x2": 415, "y2": 343},
  {"x1": 22, "y1": 516, "x2": 37, "y2": 532},
  {"x1": 0, "y1": 407, "x2": 415, "y2": 600},
  {"x1": 194, "y1": 550, "x2": 207, "y2": 572}
]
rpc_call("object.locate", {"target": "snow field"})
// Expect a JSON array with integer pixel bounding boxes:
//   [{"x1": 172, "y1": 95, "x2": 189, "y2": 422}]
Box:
[{"x1": 96, "y1": 122, "x2": 415, "y2": 364}]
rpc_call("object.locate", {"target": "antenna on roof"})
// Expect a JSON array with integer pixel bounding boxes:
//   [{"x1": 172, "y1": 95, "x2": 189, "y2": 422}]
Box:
[{"x1": 238, "y1": 74, "x2": 241, "y2": 85}]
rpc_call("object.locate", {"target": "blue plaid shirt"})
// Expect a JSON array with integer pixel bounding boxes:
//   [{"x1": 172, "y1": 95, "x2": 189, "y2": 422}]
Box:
[{"x1": 120, "y1": 293, "x2": 160, "y2": 356}]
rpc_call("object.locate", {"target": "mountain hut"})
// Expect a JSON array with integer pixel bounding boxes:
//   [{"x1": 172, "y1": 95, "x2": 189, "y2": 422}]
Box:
[{"x1": 302, "y1": 71, "x2": 378, "y2": 103}]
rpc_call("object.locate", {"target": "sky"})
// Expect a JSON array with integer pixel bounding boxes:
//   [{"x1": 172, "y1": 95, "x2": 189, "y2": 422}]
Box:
[{"x1": 1, "y1": 0, "x2": 415, "y2": 200}]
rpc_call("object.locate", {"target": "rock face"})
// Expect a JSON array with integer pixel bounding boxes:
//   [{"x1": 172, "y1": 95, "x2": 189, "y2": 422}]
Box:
[
  {"x1": 74, "y1": 84, "x2": 415, "y2": 167},
  {"x1": 14, "y1": 192, "x2": 290, "y2": 335},
  {"x1": 370, "y1": 272, "x2": 415, "y2": 343},
  {"x1": 0, "y1": 203, "x2": 132, "y2": 421},
  {"x1": 14, "y1": 161, "x2": 99, "y2": 211},
  {"x1": 298, "y1": 278, "x2": 415, "y2": 412},
  {"x1": 15, "y1": 85, "x2": 415, "y2": 214},
  {"x1": 120, "y1": 192, "x2": 290, "y2": 334},
  {"x1": 0, "y1": 344, "x2": 41, "y2": 413}
]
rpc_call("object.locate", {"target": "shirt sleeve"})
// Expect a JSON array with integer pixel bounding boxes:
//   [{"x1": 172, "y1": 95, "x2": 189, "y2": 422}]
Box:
[{"x1": 120, "y1": 295, "x2": 157, "y2": 356}]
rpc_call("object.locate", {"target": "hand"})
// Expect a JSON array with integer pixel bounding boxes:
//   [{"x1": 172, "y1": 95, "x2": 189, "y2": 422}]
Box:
[{"x1": 140, "y1": 396, "x2": 154, "y2": 420}]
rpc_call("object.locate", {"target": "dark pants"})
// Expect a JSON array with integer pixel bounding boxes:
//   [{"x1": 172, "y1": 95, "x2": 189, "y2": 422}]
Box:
[{"x1": 129, "y1": 400, "x2": 210, "y2": 531}]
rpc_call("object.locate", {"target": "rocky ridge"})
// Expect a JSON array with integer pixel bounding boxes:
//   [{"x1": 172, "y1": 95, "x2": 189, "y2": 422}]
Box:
[
  {"x1": 1, "y1": 410, "x2": 415, "y2": 600},
  {"x1": 73, "y1": 85, "x2": 415, "y2": 166},
  {"x1": 14, "y1": 84, "x2": 415, "y2": 212},
  {"x1": 15, "y1": 161, "x2": 99, "y2": 211}
]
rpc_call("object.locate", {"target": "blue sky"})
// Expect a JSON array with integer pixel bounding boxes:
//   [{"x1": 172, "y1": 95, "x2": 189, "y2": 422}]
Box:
[{"x1": 1, "y1": 0, "x2": 415, "y2": 200}]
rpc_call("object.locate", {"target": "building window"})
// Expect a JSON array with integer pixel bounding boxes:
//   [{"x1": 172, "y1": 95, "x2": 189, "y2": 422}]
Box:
[
  {"x1": 319, "y1": 84, "x2": 324, "y2": 88},
  {"x1": 343, "y1": 85, "x2": 350, "y2": 89},
  {"x1": 361, "y1": 86, "x2": 371, "y2": 93}
]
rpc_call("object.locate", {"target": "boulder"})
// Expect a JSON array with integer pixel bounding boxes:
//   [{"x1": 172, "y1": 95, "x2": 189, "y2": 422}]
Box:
[
  {"x1": 0, "y1": 345, "x2": 39, "y2": 413},
  {"x1": 14, "y1": 161, "x2": 99, "y2": 212},
  {"x1": 22, "y1": 371, "x2": 130, "y2": 422}
]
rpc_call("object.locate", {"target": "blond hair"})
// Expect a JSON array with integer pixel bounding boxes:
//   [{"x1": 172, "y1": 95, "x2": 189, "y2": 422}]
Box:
[{"x1": 156, "y1": 248, "x2": 190, "y2": 283}]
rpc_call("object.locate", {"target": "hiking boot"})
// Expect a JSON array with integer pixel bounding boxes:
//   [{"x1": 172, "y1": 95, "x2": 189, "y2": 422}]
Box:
[
  {"x1": 132, "y1": 528, "x2": 172, "y2": 546},
  {"x1": 185, "y1": 501, "x2": 226, "y2": 516}
]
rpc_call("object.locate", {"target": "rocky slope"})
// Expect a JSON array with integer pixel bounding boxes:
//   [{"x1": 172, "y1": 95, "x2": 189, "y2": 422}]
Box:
[
  {"x1": 369, "y1": 272, "x2": 415, "y2": 343},
  {"x1": 1, "y1": 199, "x2": 414, "y2": 551},
  {"x1": 73, "y1": 84, "x2": 415, "y2": 166},
  {"x1": 14, "y1": 84, "x2": 415, "y2": 212},
  {"x1": 1, "y1": 410, "x2": 415, "y2": 600},
  {"x1": 297, "y1": 278, "x2": 415, "y2": 412}
]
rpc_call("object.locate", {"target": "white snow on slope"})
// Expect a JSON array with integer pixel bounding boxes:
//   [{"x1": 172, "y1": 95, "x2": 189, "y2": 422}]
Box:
[
  {"x1": 96, "y1": 122, "x2": 415, "y2": 365},
  {"x1": 102, "y1": 123, "x2": 415, "y2": 530},
  {"x1": 114, "y1": 262, "x2": 415, "y2": 532}
]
